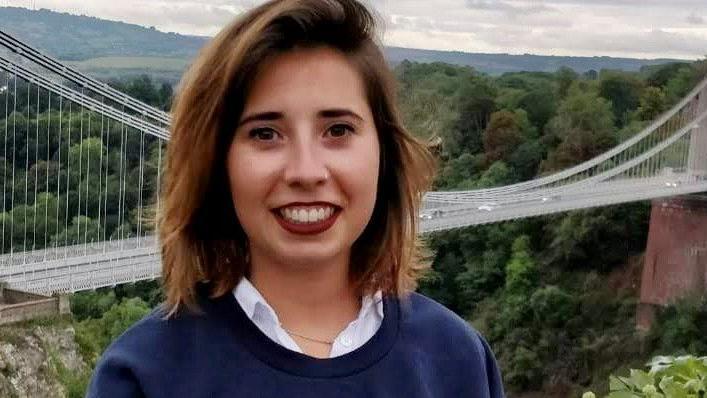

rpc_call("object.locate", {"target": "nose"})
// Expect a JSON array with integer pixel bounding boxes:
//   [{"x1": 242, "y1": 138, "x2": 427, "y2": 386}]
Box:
[{"x1": 283, "y1": 135, "x2": 329, "y2": 189}]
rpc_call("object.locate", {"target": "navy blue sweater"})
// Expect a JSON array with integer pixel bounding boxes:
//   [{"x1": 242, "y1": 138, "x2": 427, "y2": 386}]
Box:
[{"x1": 87, "y1": 283, "x2": 505, "y2": 397}]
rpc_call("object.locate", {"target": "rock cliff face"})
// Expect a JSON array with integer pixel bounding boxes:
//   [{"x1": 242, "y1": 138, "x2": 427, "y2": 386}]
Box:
[{"x1": 0, "y1": 320, "x2": 88, "y2": 398}]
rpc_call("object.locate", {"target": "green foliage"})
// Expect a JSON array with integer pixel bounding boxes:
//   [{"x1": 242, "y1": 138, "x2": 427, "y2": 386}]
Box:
[
  {"x1": 518, "y1": 84, "x2": 558, "y2": 130},
  {"x1": 599, "y1": 72, "x2": 644, "y2": 127},
  {"x1": 638, "y1": 87, "x2": 668, "y2": 121},
  {"x1": 446, "y1": 75, "x2": 498, "y2": 157},
  {"x1": 542, "y1": 84, "x2": 616, "y2": 171},
  {"x1": 71, "y1": 290, "x2": 118, "y2": 321},
  {"x1": 585, "y1": 355, "x2": 707, "y2": 398},
  {"x1": 483, "y1": 110, "x2": 527, "y2": 163},
  {"x1": 475, "y1": 161, "x2": 512, "y2": 189},
  {"x1": 556, "y1": 67, "x2": 579, "y2": 98},
  {"x1": 436, "y1": 152, "x2": 485, "y2": 189},
  {"x1": 0, "y1": 72, "x2": 169, "y2": 254},
  {"x1": 664, "y1": 67, "x2": 698, "y2": 103},
  {"x1": 529, "y1": 285, "x2": 576, "y2": 328},
  {"x1": 108, "y1": 76, "x2": 173, "y2": 111},
  {"x1": 544, "y1": 204, "x2": 649, "y2": 271},
  {"x1": 507, "y1": 139, "x2": 545, "y2": 181},
  {"x1": 74, "y1": 297, "x2": 151, "y2": 366},
  {"x1": 3, "y1": 56, "x2": 698, "y2": 398},
  {"x1": 47, "y1": 348, "x2": 91, "y2": 398},
  {"x1": 644, "y1": 63, "x2": 693, "y2": 88},
  {"x1": 650, "y1": 297, "x2": 707, "y2": 355},
  {"x1": 504, "y1": 236, "x2": 537, "y2": 296}
]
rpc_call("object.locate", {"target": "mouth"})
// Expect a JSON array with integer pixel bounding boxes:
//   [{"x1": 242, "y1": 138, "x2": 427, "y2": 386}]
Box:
[{"x1": 272, "y1": 203, "x2": 341, "y2": 235}]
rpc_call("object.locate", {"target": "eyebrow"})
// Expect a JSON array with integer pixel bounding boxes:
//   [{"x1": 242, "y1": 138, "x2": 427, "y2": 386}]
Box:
[{"x1": 237, "y1": 108, "x2": 364, "y2": 128}]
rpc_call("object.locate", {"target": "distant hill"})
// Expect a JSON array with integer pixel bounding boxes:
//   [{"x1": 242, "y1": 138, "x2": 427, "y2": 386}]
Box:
[
  {"x1": 384, "y1": 47, "x2": 685, "y2": 75},
  {"x1": 0, "y1": 6, "x2": 690, "y2": 78},
  {"x1": 0, "y1": 7, "x2": 206, "y2": 60}
]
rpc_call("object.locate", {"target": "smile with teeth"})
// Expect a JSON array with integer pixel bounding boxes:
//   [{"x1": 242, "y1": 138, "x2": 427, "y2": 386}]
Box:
[{"x1": 278, "y1": 206, "x2": 337, "y2": 224}]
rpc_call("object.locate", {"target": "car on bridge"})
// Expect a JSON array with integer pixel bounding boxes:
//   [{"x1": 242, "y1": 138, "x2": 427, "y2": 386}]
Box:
[
  {"x1": 419, "y1": 209, "x2": 443, "y2": 220},
  {"x1": 477, "y1": 202, "x2": 498, "y2": 211}
]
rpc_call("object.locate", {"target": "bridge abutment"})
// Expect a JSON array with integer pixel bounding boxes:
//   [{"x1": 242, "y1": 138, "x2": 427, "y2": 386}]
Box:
[{"x1": 637, "y1": 195, "x2": 707, "y2": 330}]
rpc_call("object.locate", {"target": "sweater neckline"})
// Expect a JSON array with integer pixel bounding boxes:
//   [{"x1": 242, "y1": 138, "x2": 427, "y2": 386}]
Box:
[{"x1": 202, "y1": 283, "x2": 400, "y2": 378}]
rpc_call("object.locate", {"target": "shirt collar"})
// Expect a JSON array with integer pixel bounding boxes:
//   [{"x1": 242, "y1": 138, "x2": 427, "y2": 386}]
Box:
[
  {"x1": 232, "y1": 277, "x2": 384, "y2": 322},
  {"x1": 233, "y1": 277, "x2": 272, "y2": 320},
  {"x1": 361, "y1": 290, "x2": 385, "y2": 320}
]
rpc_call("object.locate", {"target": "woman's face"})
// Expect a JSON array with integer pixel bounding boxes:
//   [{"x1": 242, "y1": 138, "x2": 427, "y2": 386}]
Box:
[{"x1": 227, "y1": 46, "x2": 380, "y2": 270}]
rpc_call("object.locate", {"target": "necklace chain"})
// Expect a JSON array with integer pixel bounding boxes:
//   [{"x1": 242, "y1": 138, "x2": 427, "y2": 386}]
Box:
[{"x1": 280, "y1": 326, "x2": 335, "y2": 345}]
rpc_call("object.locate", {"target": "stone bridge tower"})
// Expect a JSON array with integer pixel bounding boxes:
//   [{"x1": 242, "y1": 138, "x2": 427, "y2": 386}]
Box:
[{"x1": 637, "y1": 87, "x2": 707, "y2": 330}]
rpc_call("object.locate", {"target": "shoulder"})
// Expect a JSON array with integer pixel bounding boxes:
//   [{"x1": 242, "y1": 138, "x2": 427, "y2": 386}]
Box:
[
  {"x1": 400, "y1": 292, "x2": 484, "y2": 346},
  {"x1": 95, "y1": 303, "x2": 216, "y2": 363},
  {"x1": 398, "y1": 292, "x2": 504, "y2": 394},
  {"x1": 86, "y1": 305, "x2": 214, "y2": 397}
]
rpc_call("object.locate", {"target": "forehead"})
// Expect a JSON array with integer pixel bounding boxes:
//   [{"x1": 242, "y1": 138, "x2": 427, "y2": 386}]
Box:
[{"x1": 243, "y1": 46, "x2": 370, "y2": 117}]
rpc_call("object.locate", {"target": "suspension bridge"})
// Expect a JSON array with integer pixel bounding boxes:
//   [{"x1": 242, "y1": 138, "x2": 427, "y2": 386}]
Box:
[{"x1": 0, "y1": 29, "x2": 705, "y2": 295}]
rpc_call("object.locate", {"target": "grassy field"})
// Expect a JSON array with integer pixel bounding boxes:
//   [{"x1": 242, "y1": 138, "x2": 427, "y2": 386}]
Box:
[
  {"x1": 65, "y1": 56, "x2": 191, "y2": 83},
  {"x1": 67, "y1": 56, "x2": 190, "y2": 71}
]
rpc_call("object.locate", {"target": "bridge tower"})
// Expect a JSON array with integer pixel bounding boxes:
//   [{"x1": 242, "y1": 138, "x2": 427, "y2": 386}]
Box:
[
  {"x1": 637, "y1": 194, "x2": 707, "y2": 330},
  {"x1": 687, "y1": 88, "x2": 707, "y2": 180},
  {"x1": 638, "y1": 82, "x2": 707, "y2": 330}
]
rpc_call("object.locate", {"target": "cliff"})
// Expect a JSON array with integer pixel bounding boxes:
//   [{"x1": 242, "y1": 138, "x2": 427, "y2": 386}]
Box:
[{"x1": 0, "y1": 316, "x2": 88, "y2": 398}]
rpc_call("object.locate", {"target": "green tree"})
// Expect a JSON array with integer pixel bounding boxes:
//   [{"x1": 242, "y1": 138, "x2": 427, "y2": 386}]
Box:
[
  {"x1": 544, "y1": 204, "x2": 649, "y2": 271},
  {"x1": 555, "y1": 66, "x2": 579, "y2": 98},
  {"x1": 664, "y1": 66, "x2": 697, "y2": 103},
  {"x1": 529, "y1": 285, "x2": 576, "y2": 328},
  {"x1": 504, "y1": 236, "x2": 537, "y2": 296},
  {"x1": 507, "y1": 140, "x2": 545, "y2": 181},
  {"x1": 446, "y1": 76, "x2": 497, "y2": 156},
  {"x1": 75, "y1": 297, "x2": 151, "y2": 366},
  {"x1": 51, "y1": 215, "x2": 101, "y2": 246},
  {"x1": 637, "y1": 87, "x2": 667, "y2": 121},
  {"x1": 542, "y1": 86, "x2": 616, "y2": 171},
  {"x1": 483, "y1": 110, "x2": 527, "y2": 164},
  {"x1": 518, "y1": 83, "x2": 557, "y2": 130},
  {"x1": 71, "y1": 290, "x2": 118, "y2": 321},
  {"x1": 474, "y1": 161, "x2": 512, "y2": 189},
  {"x1": 598, "y1": 72, "x2": 644, "y2": 126},
  {"x1": 645, "y1": 62, "x2": 691, "y2": 87}
]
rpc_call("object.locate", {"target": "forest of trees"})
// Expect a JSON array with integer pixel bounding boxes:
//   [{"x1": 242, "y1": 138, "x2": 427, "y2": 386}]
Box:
[
  {"x1": 397, "y1": 58, "x2": 707, "y2": 396},
  {"x1": 0, "y1": 75, "x2": 171, "y2": 254},
  {"x1": 2, "y1": 57, "x2": 706, "y2": 397}
]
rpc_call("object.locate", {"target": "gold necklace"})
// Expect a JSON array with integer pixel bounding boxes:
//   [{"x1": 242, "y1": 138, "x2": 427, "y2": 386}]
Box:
[{"x1": 280, "y1": 326, "x2": 335, "y2": 345}]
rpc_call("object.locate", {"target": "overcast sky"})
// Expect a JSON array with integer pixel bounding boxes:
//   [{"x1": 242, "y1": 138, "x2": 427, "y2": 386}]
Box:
[{"x1": 4, "y1": 0, "x2": 707, "y2": 60}]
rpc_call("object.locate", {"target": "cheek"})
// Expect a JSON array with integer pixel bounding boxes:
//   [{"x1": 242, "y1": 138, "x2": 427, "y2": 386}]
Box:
[
  {"x1": 226, "y1": 144, "x2": 271, "y2": 212},
  {"x1": 339, "y1": 136, "x2": 380, "y2": 207}
]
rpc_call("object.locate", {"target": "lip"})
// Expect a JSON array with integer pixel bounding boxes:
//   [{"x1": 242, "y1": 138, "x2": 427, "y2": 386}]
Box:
[
  {"x1": 275, "y1": 201, "x2": 339, "y2": 208},
  {"x1": 272, "y1": 202, "x2": 341, "y2": 235}
]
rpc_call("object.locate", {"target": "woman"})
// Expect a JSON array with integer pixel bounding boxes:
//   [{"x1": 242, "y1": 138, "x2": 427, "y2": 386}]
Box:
[{"x1": 87, "y1": 0, "x2": 504, "y2": 396}]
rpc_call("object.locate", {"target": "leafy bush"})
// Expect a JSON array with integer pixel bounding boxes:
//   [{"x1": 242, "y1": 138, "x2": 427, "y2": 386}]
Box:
[
  {"x1": 651, "y1": 297, "x2": 707, "y2": 355},
  {"x1": 583, "y1": 355, "x2": 707, "y2": 397},
  {"x1": 529, "y1": 285, "x2": 576, "y2": 328},
  {"x1": 74, "y1": 297, "x2": 151, "y2": 366},
  {"x1": 71, "y1": 290, "x2": 117, "y2": 321}
]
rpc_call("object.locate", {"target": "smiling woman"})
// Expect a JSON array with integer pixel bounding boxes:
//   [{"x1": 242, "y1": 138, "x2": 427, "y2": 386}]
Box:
[{"x1": 86, "y1": 0, "x2": 504, "y2": 397}]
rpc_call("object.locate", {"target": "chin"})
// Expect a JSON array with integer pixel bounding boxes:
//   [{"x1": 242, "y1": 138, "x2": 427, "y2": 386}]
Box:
[{"x1": 273, "y1": 243, "x2": 346, "y2": 268}]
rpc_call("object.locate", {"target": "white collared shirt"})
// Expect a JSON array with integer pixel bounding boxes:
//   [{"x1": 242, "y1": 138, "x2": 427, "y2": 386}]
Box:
[{"x1": 232, "y1": 278, "x2": 384, "y2": 358}]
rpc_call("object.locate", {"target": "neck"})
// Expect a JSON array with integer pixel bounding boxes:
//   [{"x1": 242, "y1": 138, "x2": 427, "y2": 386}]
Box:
[{"x1": 248, "y1": 250, "x2": 361, "y2": 339}]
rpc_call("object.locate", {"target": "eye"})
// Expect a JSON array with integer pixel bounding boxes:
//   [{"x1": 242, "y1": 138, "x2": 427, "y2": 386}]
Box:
[
  {"x1": 326, "y1": 124, "x2": 354, "y2": 138},
  {"x1": 248, "y1": 128, "x2": 280, "y2": 141}
]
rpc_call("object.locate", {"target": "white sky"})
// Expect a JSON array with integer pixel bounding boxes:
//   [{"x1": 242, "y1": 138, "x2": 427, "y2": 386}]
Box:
[{"x1": 3, "y1": 0, "x2": 707, "y2": 60}]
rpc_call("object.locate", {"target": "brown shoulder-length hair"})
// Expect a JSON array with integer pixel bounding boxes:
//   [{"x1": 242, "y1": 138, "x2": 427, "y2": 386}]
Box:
[{"x1": 159, "y1": 0, "x2": 436, "y2": 317}]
